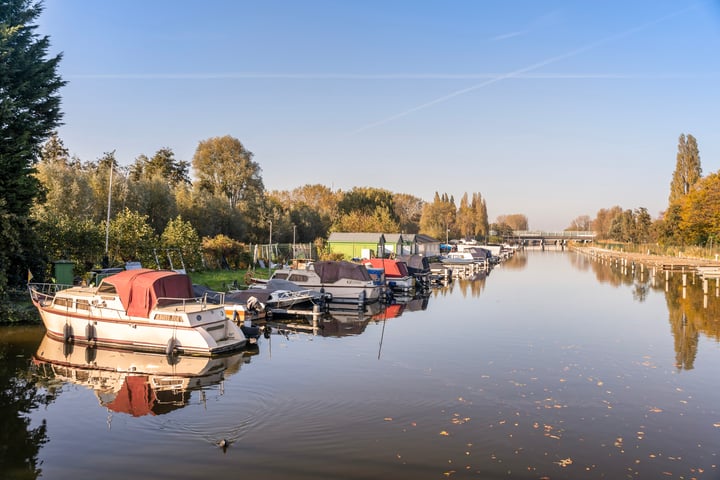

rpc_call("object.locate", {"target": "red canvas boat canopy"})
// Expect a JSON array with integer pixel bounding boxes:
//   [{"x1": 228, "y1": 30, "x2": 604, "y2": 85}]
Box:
[
  {"x1": 364, "y1": 258, "x2": 410, "y2": 278},
  {"x1": 99, "y1": 269, "x2": 194, "y2": 318}
]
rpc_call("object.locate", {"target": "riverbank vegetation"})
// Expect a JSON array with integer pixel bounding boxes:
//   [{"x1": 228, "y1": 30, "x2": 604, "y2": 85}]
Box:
[{"x1": 567, "y1": 133, "x2": 717, "y2": 259}]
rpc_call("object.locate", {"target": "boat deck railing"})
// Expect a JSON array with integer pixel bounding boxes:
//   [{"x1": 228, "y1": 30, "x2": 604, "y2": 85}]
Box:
[
  {"x1": 29, "y1": 282, "x2": 218, "y2": 314},
  {"x1": 28, "y1": 283, "x2": 74, "y2": 304},
  {"x1": 156, "y1": 295, "x2": 218, "y2": 311}
]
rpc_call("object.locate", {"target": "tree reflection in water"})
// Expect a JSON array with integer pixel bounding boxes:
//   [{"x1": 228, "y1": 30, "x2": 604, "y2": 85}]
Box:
[
  {"x1": 581, "y1": 252, "x2": 720, "y2": 371},
  {"x1": 0, "y1": 327, "x2": 55, "y2": 480}
]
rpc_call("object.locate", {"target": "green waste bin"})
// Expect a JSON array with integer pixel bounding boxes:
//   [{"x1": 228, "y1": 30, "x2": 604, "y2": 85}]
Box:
[{"x1": 53, "y1": 260, "x2": 75, "y2": 285}]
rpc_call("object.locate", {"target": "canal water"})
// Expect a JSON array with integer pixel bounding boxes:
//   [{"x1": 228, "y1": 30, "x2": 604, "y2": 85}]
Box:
[{"x1": 1, "y1": 250, "x2": 719, "y2": 479}]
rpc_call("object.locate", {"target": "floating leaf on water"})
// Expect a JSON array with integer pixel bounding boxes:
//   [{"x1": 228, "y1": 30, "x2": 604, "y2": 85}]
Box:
[
  {"x1": 555, "y1": 458, "x2": 573, "y2": 467},
  {"x1": 439, "y1": 430, "x2": 449, "y2": 436},
  {"x1": 384, "y1": 417, "x2": 393, "y2": 421}
]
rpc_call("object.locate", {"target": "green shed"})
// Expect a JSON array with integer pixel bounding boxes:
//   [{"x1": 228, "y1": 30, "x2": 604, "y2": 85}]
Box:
[
  {"x1": 326, "y1": 233, "x2": 387, "y2": 260},
  {"x1": 53, "y1": 260, "x2": 75, "y2": 286}
]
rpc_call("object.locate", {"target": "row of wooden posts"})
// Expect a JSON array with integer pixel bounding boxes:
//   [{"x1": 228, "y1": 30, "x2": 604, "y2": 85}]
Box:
[{"x1": 575, "y1": 247, "x2": 720, "y2": 307}]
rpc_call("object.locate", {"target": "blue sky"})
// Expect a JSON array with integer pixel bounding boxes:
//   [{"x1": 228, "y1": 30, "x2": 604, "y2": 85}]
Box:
[{"x1": 37, "y1": 0, "x2": 720, "y2": 230}]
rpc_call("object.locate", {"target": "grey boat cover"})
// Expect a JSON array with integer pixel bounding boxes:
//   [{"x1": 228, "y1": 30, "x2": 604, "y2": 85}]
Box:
[
  {"x1": 265, "y1": 278, "x2": 312, "y2": 292},
  {"x1": 311, "y1": 261, "x2": 372, "y2": 283},
  {"x1": 398, "y1": 254, "x2": 431, "y2": 274},
  {"x1": 193, "y1": 284, "x2": 273, "y2": 305}
]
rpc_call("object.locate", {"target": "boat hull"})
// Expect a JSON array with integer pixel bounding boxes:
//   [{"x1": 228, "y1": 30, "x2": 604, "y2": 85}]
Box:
[
  {"x1": 385, "y1": 275, "x2": 415, "y2": 292},
  {"x1": 31, "y1": 287, "x2": 246, "y2": 356},
  {"x1": 270, "y1": 271, "x2": 381, "y2": 303}
]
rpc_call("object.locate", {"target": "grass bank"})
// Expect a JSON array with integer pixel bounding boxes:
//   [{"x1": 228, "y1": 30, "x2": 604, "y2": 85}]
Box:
[{"x1": 187, "y1": 267, "x2": 273, "y2": 291}]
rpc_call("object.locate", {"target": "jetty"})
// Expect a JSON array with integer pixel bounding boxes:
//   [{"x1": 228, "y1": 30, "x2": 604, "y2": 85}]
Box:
[{"x1": 573, "y1": 246, "x2": 718, "y2": 271}]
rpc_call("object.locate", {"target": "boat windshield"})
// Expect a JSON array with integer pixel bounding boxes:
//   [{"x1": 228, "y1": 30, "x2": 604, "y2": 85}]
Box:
[{"x1": 98, "y1": 283, "x2": 117, "y2": 294}]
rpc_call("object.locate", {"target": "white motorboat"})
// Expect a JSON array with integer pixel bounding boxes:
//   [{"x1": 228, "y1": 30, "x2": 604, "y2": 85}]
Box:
[
  {"x1": 440, "y1": 251, "x2": 477, "y2": 265},
  {"x1": 194, "y1": 279, "x2": 326, "y2": 322},
  {"x1": 269, "y1": 260, "x2": 382, "y2": 303},
  {"x1": 29, "y1": 269, "x2": 248, "y2": 356}
]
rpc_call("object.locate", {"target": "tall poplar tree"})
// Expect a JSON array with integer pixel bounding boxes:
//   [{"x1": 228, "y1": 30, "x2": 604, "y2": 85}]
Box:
[
  {"x1": 472, "y1": 192, "x2": 489, "y2": 239},
  {"x1": 1, "y1": 0, "x2": 65, "y2": 291},
  {"x1": 669, "y1": 133, "x2": 701, "y2": 204}
]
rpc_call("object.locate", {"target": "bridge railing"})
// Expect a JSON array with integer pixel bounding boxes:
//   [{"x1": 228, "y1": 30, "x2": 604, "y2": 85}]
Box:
[{"x1": 512, "y1": 231, "x2": 596, "y2": 239}]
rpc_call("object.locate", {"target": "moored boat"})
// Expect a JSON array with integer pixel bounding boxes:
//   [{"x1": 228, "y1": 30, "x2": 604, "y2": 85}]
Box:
[
  {"x1": 363, "y1": 258, "x2": 415, "y2": 292},
  {"x1": 195, "y1": 279, "x2": 327, "y2": 322},
  {"x1": 269, "y1": 260, "x2": 382, "y2": 303},
  {"x1": 440, "y1": 251, "x2": 477, "y2": 265},
  {"x1": 28, "y1": 269, "x2": 248, "y2": 356},
  {"x1": 397, "y1": 254, "x2": 432, "y2": 289}
]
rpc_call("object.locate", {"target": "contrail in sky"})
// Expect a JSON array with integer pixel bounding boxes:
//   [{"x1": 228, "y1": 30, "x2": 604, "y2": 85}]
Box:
[
  {"x1": 348, "y1": 3, "x2": 705, "y2": 135},
  {"x1": 68, "y1": 72, "x2": 714, "y2": 80}
]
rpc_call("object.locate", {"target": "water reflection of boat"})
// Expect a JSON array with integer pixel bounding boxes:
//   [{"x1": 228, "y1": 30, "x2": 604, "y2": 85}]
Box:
[
  {"x1": 321, "y1": 308, "x2": 373, "y2": 336},
  {"x1": 32, "y1": 334, "x2": 251, "y2": 416},
  {"x1": 390, "y1": 291, "x2": 430, "y2": 312},
  {"x1": 265, "y1": 302, "x2": 382, "y2": 338}
]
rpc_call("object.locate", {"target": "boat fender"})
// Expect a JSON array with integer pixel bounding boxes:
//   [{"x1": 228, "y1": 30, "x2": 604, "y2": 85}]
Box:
[
  {"x1": 166, "y1": 337, "x2": 178, "y2": 356},
  {"x1": 232, "y1": 309, "x2": 239, "y2": 324},
  {"x1": 85, "y1": 345, "x2": 97, "y2": 363},
  {"x1": 63, "y1": 340, "x2": 74, "y2": 357},
  {"x1": 63, "y1": 324, "x2": 73, "y2": 343},
  {"x1": 85, "y1": 323, "x2": 96, "y2": 342}
]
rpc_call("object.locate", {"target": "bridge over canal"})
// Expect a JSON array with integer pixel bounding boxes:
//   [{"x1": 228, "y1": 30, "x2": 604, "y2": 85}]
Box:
[{"x1": 506, "y1": 230, "x2": 596, "y2": 244}]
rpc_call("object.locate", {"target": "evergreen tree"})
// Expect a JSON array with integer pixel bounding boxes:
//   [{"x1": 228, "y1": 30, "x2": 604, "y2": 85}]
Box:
[{"x1": 0, "y1": 0, "x2": 65, "y2": 293}]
